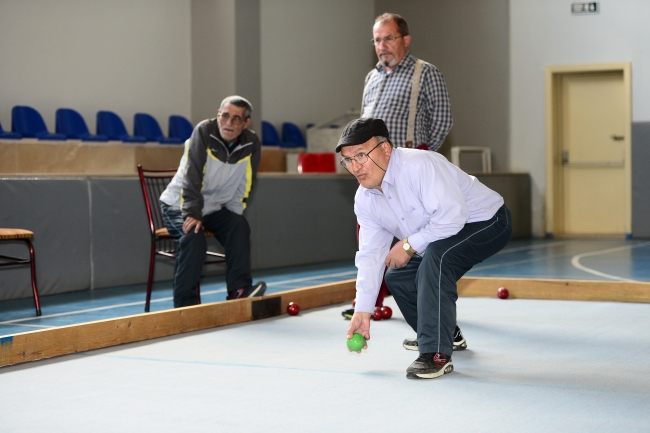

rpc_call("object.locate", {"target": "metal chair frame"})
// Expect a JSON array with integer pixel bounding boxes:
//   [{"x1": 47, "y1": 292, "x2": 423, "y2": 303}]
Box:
[
  {"x1": 0, "y1": 230, "x2": 42, "y2": 316},
  {"x1": 137, "y1": 165, "x2": 225, "y2": 312}
]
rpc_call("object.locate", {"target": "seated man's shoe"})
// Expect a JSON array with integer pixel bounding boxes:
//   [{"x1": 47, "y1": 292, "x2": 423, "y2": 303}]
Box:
[
  {"x1": 341, "y1": 308, "x2": 354, "y2": 320},
  {"x1": 227, "y1": 281, "x2": 267, "y2": 300},
  {"x1": 406, "y1": 352, "x2": 453, "y2": 379},
  {"x1": 403, "y1": 325, "x2": 468, "y2": 351}
]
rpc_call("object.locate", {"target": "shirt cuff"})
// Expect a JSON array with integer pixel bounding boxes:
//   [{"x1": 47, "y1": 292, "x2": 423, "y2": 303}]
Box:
[
  {"x1": 354, "y1": 290, "x2": 377, "y2": 314},
  {"x1": 407, "y1": 232, "x2": 428, "y2": 257}
]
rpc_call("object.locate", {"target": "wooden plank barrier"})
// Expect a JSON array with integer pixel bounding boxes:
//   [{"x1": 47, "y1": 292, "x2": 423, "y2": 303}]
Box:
[
  {"x1": 2, "y1": 277, "x2": 650, "y2": 368},
  {"x1": 0, "y1": 280, "x2": 356, "y2": 367}
]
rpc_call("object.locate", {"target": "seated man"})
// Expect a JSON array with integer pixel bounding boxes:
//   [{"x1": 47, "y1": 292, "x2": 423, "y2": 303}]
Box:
[{"x1": 160, "y1": 96, "x2": 266, "y2": 307}]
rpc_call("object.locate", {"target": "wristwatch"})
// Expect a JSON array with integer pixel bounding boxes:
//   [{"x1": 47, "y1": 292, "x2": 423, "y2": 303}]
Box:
[{"x1": 402, "y1": 238, "x2": 417, "y2": 257}]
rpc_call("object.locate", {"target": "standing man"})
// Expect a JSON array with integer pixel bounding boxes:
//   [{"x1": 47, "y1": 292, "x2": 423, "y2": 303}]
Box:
[
  {"x1": 338, "y1": 118, "x2": 511, "y2": 379},
  {"x1": 362, "y1": 12, "x2": 453, "y2": 151},
  {"x1": 160, "y1": 96, "x2": 266, "y2": 308}
]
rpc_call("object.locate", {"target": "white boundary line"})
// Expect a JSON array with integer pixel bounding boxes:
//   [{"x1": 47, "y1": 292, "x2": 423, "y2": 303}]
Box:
[
  {"x1": 570, "y1": 242, "x2": 650, "y2": 282},
  {"x1": 0, "y1": 270, "x2": 358, "y2": 326}
]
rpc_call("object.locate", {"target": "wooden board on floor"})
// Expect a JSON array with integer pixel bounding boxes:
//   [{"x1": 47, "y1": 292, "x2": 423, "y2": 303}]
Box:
[
  {"x1": 0, "y1": 280, "x2": 355, "y2": 368},
  {"x1": 3, "y1": 276, "x2": 650, "y2": 368},
  {"x1": 458, "y1": 277, "x2": 650, "y2": 303}
]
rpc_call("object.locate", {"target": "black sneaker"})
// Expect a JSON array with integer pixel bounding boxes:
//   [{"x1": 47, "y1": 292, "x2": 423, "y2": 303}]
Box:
[
  {"x1": 341, "y1": 308, "x2": 354, "y2": 320},
  {"x1": 453, "y1": 325, "x2": 467, "y2": 350},
  {"x1": 406, "y1": 352, "x2": 453, "y2": 379},
  {"x1": 402, "y1": 325, "x2": 467, "y2": 351},
  {"x1": 226, "y1": 281, "x2": 267, "y2": 300}
]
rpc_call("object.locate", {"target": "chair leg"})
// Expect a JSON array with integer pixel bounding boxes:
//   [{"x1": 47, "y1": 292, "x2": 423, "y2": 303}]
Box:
[
  {"x1": 24, "y1": 239, "x2": 41, "y2": 317},
  {"x1": 145, "y1": 243, "x2": 156, "y2": 313}
]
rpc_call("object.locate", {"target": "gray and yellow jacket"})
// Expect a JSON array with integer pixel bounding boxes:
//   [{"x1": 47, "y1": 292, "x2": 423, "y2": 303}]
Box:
[{"x1": 160, "y1": 118, "x2": 261, "y2": 219}]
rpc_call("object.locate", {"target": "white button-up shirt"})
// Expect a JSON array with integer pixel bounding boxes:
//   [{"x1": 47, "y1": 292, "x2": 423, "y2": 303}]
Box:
[{"x1": 353, "y1": 148, "x2": 504, "y2": 313}]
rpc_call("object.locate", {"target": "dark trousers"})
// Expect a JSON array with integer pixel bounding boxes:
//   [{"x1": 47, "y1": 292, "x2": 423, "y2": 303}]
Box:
[
  {"x1": 385, "y1": 205, "x2": 512, "y2": 355},
  {"x1": 162, "y1": 205, "x2": 252, "y2": 308}
]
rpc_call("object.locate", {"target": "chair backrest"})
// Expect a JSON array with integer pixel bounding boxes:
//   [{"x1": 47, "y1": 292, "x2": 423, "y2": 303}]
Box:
[
  {"x1": 169, "y1": 115, "x2": 194, "y2": 141},
  {"x1": 282, "y1": 122, "x2": 307, "y2": 147},
  {"x1": 56, "y1": 108, "x2": 90, "y2": 138},
  {"x1": 12, "y1": 105, "x2": 49, "y2": 137},
  {"x1": 97, "y1": 110, "x2": 129, "y2": 139},
  {"x1": 262, "y1": 121, "x2": 282, "y2": 146},
  {"x1": 134, "y1": 113, "x2": 164, "y2": 141},
  {"x1": 297, "y1": 152, "x2": 336, "y2": 173},
  {"x1": 137, "y1": 165, "x2": 176, "y2": 235}
]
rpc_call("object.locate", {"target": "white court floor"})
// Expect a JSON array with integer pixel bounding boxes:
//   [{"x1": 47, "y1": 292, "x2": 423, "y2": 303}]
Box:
[{"x1": 2, "y1": 295, "x2": 649, "y2": 432}]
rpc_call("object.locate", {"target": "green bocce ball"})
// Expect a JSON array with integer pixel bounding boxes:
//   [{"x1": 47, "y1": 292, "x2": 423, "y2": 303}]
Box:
[{"x1": 347, "y1": 333, "x2": 366, "y2": 351}]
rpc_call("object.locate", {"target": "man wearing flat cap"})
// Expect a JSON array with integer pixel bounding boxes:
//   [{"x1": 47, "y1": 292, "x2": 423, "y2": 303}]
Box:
[{"x1": 339, "y1": 118, "x2": 512, "y2": 379}]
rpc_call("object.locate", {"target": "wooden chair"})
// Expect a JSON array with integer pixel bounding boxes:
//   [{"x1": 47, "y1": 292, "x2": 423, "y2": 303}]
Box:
[
  {"x1": 137, "y1": 165, "x2": 226, "y2": 312},
  {"x1": 0, "y1": 228, "x2": 42, "y2": 316}
]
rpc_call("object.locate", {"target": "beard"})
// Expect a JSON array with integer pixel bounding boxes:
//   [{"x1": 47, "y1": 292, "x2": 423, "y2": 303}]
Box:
[{"x1": 379, "y1": 52, "x2": 397, "y2": 68}]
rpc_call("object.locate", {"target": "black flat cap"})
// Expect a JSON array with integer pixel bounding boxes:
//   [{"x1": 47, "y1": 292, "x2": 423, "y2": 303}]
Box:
[{"x1": 335, "y1": 118, "x2": 390, "y2": 153}]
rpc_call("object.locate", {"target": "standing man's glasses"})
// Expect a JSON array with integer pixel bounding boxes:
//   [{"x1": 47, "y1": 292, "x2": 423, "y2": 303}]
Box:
[
  {"x1": 370, "y1": 35, "x2": 403, "y2": 45},
  {"x1": 217, "y1": 113, "x2": 245, "y2": 126},
  {"x1": 340, "y1": 142, "x2": 384, "y2": 169}
]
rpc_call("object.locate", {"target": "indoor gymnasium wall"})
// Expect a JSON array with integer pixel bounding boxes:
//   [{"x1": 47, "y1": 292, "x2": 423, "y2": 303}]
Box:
[
  {"x1": 259, "y1": 0, "x2": 376, "y2": 137},
  {"x1": 0, "y1": 0, "x2": 192, "y2": 135},
  {"x1": 373, "y1": 0, "x2": 511, "y2": 173},
  {"x1": 510, "y1": 0, "x2": 650, "y2": 237}
]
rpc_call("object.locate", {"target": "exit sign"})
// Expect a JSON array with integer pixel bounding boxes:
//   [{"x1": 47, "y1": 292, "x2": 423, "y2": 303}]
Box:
[{"x1": 572, "y1": 2, "x2": 599, "y2": 14}]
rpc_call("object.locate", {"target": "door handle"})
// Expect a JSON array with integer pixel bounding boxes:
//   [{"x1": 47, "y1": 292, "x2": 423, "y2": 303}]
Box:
[{"x1": 611, "y1": 135, "x2": 624, "y2": 141}]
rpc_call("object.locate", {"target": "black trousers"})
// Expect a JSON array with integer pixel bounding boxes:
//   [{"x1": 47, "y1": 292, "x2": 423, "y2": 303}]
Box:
[
  {"x1": 162, "y1": 206, "x2": 252, "y2": 308},
  {"x1": 385, "y1": 205, "x2": 512, "y2": 355}
]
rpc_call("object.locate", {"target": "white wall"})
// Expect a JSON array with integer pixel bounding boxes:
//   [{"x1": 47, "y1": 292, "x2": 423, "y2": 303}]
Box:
[
  {"x1": 0, "y1": 0, "x2": 191, "y2": 135},
  {"x1": 510, "y1": 0, "x2": 650, "y2": 236},
  {"x1": 260, "y1": 0, "x2": 375, "y2": 133}
]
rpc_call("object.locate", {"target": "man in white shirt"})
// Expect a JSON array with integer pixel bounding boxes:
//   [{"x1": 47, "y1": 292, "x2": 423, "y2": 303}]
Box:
[{"x1": 338, "y1": 118, "x2": 512, "y2": 379}]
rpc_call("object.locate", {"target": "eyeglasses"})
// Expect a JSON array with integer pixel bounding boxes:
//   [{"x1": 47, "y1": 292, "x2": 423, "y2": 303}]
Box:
[
  {"x1": 370, "y1": 35, "x2": 403, "y2": 46},
  {"x1": 217, "y1": 112, "x2": 246, "y2": 126},
  {"x1": 340, "y1": 142, "x2": 383, "y2": 169}
]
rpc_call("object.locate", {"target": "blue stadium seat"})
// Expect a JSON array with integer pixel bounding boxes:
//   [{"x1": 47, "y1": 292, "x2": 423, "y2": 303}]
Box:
[
  {"x1": 282, "y1": 122, "x2": 307, "y2": 148},
  {"x1": 134, "y1": 113, "x2": 184, "y2": 144},
  {"x1": 96, "y1": 111, "x2": 146, "y2": 143},
  {"x1": 55, "y1": 108, "x2": 108, "y2": 142},
  {"x1": 168, "y1": 115, "x2": 194, "y2": 142},
  {"x1": 262, "y1": 121, "x2": 294, "y2": 147},
  {"x1": 11, "y1": 106, "x2": 67, "y2": 140},
  {"x1": 0, "y1": 120, "x2": 21, "y2": 139}
]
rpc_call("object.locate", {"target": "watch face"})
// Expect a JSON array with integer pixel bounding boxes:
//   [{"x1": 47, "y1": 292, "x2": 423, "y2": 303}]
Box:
[{"x1": 403, "y1": 242, "x2": 410, "y2": 250}]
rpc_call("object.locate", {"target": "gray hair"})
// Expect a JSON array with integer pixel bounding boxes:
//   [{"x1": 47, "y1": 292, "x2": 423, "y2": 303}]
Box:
[
  {"x1": 220, "y1": 95, "x2": 253, "y2": 119},
  {"x1": 375, "y1": 135, "x2": 393, "y2": 147},
  {"x1": 374, "y1": 13, "x2": 410, "y2": 37}
]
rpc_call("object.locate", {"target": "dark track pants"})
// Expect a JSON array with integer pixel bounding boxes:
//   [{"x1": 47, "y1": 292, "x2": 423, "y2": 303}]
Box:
[
  {"x1": 385, "y1": 205, "x2": 512, "y2": 355},
  {"x1": 162, "y1": 206, "x2": 252, "y2": 308}
]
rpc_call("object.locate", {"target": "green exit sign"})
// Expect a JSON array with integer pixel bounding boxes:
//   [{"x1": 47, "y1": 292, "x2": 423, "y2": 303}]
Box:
[{"x1": 572, "y1": 2, "x2": 599, "y2": 14}]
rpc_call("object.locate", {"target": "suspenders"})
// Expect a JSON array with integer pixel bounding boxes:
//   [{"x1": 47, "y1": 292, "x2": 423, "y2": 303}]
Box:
[{"x1": 362, "y1": 59, "x2": 424, "y2": 148}]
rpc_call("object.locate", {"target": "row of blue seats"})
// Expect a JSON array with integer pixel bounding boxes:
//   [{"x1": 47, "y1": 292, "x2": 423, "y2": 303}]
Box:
[
  {"x1": 262, "y1": 121, "x2": 308, "y2": 148},
  {"x1": 0, "y1": 105, "x2": 195, "y2": 144}
]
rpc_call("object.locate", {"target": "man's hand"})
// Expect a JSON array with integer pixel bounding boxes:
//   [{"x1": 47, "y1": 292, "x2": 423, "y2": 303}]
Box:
[
  {"x1": 183, "y1": 216, "x2": 203, "y2": 234},
  {"x1": 385, "y1": 242, "x2": 411, "y2": 269},
  {"x1": 347, "y1": 312, "x2": 371, "y2": 352}
]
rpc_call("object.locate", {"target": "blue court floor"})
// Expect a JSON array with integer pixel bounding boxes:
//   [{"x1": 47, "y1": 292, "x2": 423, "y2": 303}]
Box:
[{"x1": 1, "y1": 237, "x2": 649, "y2": 337}]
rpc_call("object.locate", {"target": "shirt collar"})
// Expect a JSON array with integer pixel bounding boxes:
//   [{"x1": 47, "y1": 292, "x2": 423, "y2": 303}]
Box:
[
  {"x1": 374, "y1": 52, "x2": 416, "y2": 73},
  {"x1": 382, "y1": 147, "x2": 400, "y2": 188}
]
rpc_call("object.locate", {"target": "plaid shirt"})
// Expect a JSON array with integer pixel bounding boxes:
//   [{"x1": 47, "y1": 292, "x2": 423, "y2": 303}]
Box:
[{"x1": 361, "y1": 53, "x2": 453, "y2": 151}]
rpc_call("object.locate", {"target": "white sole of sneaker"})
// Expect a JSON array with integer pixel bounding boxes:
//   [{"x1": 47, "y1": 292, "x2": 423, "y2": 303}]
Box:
[
  {"x1": 407, "y1": 361, "x2": 454, "y2": 379},
  {"x1": 403, "y1": 340, "x2": 418, "y2": 351}
]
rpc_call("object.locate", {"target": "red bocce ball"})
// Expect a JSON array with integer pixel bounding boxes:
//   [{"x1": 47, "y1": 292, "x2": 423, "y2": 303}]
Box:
[
  {"x1": 372, "y1": 306, "x2": 383, "y2": 321},
  {"x1": 287, "y1": 302, "x2": 300, "y2": 316},
  {"x1": 381, "y1": 306, "x2": 392, "y2": 320},
  {"x1": 497, "y1": 287, "x2": 509, "y2": 299}
]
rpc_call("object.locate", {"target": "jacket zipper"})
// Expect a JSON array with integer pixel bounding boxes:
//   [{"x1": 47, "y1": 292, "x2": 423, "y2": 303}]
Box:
[{"x1": 210, "y1": 134, "x2": 253, "y2": 162}]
